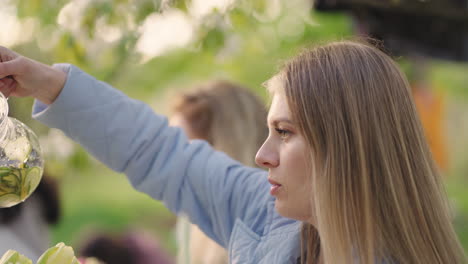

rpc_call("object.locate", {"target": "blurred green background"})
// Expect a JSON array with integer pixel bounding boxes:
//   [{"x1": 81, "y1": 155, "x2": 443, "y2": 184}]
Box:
[{"x1": 2, "y1": 0, "x2": 467, "y2": 257}]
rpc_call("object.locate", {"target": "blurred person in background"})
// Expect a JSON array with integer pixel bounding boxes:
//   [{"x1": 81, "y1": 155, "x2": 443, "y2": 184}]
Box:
[
  {"x1": 79, "y1": 230, "x2": 174, "y2": 264},
  {"x1": 169, "y1": 80, "x2": 268, "y2": 264},
  {"x1": 0, "y1": 174, "x2": 61, "y2": 260}
]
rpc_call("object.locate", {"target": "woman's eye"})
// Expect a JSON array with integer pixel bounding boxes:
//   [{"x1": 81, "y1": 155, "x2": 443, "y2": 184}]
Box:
[{"x1": 275, "y1": 128, "x2": 291, "y2": 139}]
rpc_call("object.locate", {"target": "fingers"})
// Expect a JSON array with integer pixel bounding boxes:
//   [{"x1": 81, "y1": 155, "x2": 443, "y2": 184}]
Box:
[
  {"x1": 0, "y1": 46, "x2": 20, "y2": 79},
  {"x1": 0, "y1": 76, "x2": 16, "y2": 97},
  {"x1": 0, "y1": 59, "x2": 22, "y2": 79},
  {"x1": 0, "y1": 46, "x2": 18, "y2": 62}
]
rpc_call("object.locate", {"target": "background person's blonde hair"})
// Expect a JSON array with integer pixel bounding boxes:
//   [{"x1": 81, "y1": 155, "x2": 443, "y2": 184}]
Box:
[
  {"x1": 171, "y1": 80, "x2": 268, "y2": 264},
  {"x1": 171, "y1": 80, "x2": 268, "y2": 167},
  {"x1": 279, "y1": 40, "x2": 466, "y2": 264}
]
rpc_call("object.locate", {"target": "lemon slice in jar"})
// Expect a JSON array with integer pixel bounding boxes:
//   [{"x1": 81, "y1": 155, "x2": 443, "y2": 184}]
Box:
[
  {"x1": 21, "y1": 166, "x2": 42, "y2": 201},
  {"x1": 0, "y1": 167, "x2": 21, "y2": 207},
  {"x1": 4, "y1": 136, "x2": 32, "y2": 162},
  {"x1": 0, "y1": 193, "x2": 21, "y2": 208},
  {"x1": 0, "y1": 165, "x2": 42, "y2": 207}
]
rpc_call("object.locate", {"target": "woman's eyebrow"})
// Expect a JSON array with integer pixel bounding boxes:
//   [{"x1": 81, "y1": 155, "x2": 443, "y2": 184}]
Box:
[{"x1": 268, "y1": 118, "x2": 294, "y2": 126}]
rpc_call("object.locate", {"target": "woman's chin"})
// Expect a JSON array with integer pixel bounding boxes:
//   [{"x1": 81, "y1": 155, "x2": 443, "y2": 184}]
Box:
[
  {"x1": 274, "y1": 200, "x2": 296, "y2": 219},
  {"x1": 274, "y1": 200, "x2": 313, "y2": 222}
]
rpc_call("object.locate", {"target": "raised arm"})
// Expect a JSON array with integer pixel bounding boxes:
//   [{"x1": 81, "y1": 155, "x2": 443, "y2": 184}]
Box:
[{"x1": 0, "y1": 48, "x2": 271, "y2": 248}]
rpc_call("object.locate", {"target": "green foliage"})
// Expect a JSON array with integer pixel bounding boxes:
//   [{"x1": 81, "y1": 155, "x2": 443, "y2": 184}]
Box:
[
  {"x1": 432, "y1": 62, "x2": 468, "y2": 99},
  {"x1": 171, "y1": 0, "x2": 190, "y2": 12},
  {"x1": 16, "y1": 0, "x2": 68, "y2": 25}
]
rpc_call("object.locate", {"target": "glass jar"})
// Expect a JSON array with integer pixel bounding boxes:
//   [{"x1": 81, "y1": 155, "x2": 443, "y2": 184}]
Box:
[{"x1": 0, "y1": 93, "x2": 44, "y2": 208}]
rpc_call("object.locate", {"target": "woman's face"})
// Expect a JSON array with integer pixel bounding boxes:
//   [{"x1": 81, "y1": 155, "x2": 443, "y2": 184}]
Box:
[{"x1": 255, "y1": 90, "x2": 314, "y2": 222}]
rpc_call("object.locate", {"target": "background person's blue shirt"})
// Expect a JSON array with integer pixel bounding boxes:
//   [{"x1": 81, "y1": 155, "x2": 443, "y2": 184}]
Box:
[{"x1": 32, "y1": 64, "x2": 302, "y2": 263}]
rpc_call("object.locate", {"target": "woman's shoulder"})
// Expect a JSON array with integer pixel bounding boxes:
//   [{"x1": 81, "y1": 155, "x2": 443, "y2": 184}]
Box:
[{"x1": 229, "y1": 210, "x2": 301, "y2": 264}]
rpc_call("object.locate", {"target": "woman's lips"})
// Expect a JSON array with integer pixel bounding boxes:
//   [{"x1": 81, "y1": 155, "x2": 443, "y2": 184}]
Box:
[{"x1": 268, "y1": 178, "x2": 282, "y2": 196}]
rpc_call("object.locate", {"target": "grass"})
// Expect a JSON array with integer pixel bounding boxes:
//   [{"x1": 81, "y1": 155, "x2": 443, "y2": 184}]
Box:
[{"x1": 50, "y1": 163, "x2": 177, "y2": 256}]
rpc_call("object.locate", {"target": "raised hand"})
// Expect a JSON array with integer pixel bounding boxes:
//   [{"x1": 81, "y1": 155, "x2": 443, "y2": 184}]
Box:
[{"x1": 0, "y1": 46, "x2": 66, "y2": 104}]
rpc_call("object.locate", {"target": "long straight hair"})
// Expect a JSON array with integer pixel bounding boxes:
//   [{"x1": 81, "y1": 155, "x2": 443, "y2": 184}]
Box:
[{"x1": 280, "y1": 40, "x2": 466, "y2": 263}]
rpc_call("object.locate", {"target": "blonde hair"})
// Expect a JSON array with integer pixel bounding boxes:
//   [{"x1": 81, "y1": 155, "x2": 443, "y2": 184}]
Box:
[
  {"x1": 171, "y1": 80, "x2": 268, "y2": 167},
  {"x1": 279, "y1": 40, "x2": 466, "y2": 263}
]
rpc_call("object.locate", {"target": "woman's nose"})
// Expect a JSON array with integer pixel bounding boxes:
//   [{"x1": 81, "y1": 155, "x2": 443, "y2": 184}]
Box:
[{"x1": 255, "y1": 140, "x2": 279, "y2": 168}]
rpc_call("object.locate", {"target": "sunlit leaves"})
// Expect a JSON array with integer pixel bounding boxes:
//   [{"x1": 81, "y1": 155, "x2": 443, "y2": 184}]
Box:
[
  {"x1": 229, "y1": 8, "x2": 257, "y2": 29},
  {"x1": 10, "y1": 0, "x2": 320, "y2": 77},
  {"x1": 16, "y1": 0, "x2": 68, "y2": 25},
  {"x1": 169, "y1": 0, "x2": 191, "y2": 12},
  {"x1": 54, "y1": 33, "x2": 87, "y2": 68},
  {"x1": 81, "y1": 2, "x2": 113, "y2": 39},
  {"x1": 135, "y1": 0, "x2": 161, "y2": 23}
]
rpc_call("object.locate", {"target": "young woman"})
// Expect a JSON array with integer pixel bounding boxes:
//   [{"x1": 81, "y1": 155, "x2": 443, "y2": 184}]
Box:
[
  {"x1": 169, "y1": 80, "x2": 268, "y2": 264},
  {"x1": 0, "y1": 41, "x2": 465, "y2": 263}
]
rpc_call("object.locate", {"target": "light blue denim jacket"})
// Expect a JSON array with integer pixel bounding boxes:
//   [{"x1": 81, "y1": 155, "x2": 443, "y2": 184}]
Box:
[{"x1": 32, "y1": 65, "x2": 302, "y2": 263}]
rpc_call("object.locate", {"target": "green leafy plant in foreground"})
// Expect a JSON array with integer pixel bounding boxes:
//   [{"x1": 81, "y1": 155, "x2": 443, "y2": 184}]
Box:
[{"x1": 0, "y1": 243, "x2": 102, "y2": 264}]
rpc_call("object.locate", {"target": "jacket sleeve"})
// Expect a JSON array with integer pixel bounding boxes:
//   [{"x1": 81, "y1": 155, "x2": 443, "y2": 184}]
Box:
[{"x1": 32, "y1": 64, "x2": 271, "y2": 248}]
